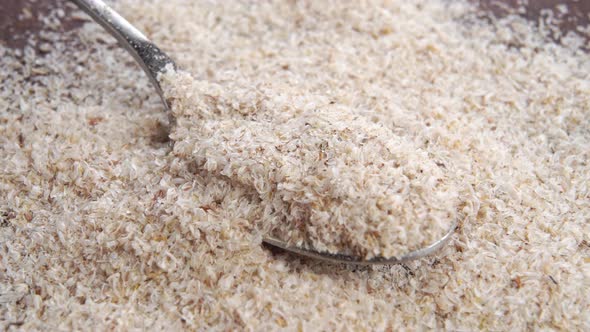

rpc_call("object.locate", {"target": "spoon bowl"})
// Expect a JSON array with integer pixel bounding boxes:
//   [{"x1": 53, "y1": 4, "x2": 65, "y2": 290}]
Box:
[{"x1": 70, "y1": 0, "x2": 457, "y2": 265}]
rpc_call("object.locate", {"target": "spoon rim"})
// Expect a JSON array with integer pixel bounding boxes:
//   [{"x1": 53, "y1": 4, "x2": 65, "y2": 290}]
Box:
[{"x1": 263, "y1": 220, "x2": 458, "y2": 265}]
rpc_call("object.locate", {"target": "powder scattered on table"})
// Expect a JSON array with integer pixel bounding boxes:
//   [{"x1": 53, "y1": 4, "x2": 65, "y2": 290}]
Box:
[{"x1": 1, "y1": 0, "x2": 588, "y2": 330}]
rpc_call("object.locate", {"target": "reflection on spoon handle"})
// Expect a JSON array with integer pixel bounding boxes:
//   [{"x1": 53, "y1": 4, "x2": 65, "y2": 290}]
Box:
[{"x1": 70, "y1": 0, "x2": 175, "y2": 108}]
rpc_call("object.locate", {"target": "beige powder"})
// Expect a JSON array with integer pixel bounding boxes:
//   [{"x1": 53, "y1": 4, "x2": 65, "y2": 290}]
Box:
[
  {"x1": 1, "y1": 0, "x2": 589, "y2": 330},
  {"x1": 161, "y1": 69, "x2": 460, "y2": 259}
]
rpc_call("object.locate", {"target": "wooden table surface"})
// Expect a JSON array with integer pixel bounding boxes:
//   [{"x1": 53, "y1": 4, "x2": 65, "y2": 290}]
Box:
[{"x1": 1, "y1": 0, "x2": 588, "y2": 50}]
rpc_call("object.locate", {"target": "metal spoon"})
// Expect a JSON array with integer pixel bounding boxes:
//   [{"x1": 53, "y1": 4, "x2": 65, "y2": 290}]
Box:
[{"x1": 70, "y1": 0, "x2": 456, "y2": 265}]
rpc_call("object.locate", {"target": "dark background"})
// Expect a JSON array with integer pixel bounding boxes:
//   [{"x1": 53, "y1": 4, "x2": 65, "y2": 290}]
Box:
[{"x1": 1, "y1": 0, "x2": 589, "y2": 50}]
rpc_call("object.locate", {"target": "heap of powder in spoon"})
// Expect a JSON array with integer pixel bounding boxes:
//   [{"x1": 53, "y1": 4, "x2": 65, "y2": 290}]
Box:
[{"x1": 161, "y1": 69, "x2": 462, "y2": 259}]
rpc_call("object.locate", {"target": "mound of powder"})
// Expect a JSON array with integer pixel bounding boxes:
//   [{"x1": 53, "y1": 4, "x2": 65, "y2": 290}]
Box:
[
  {"x1": 2, "y1": 0, "x2": 589, "y2": 330},
  {"x1": 161, "y1": 69, "x2": 460, "y2": 259}
]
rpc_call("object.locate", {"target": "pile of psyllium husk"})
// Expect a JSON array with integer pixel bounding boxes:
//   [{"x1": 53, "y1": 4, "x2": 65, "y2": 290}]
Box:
[
  {"x1": 1, "y1": 1, "x2": 589, "y2": 330},
  {"x1": 160, "y1": 68, "x2": 460, "y2": 260}
]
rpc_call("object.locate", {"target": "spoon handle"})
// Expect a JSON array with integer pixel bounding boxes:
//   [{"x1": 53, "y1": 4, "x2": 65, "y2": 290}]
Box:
[{"x1": 70, "y1": 0, "x2": 176, "y2": 108}]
